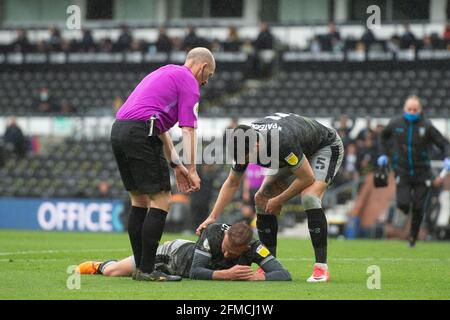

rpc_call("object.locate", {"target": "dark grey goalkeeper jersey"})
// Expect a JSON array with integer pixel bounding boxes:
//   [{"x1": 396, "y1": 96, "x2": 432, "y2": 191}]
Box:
[{"x1": 233, "y1": 113, "x2": 337, "y2": 172}]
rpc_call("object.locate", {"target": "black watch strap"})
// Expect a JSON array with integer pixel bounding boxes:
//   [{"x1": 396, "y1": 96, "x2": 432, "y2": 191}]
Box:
[{"x1": 170, "y1": 161, "x2": 180, "y2": 168}]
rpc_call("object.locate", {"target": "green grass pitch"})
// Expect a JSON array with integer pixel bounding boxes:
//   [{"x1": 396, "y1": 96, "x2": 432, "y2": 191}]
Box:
[{"x1": 0, "y1": 230, "x2": 449, "y2": 300}]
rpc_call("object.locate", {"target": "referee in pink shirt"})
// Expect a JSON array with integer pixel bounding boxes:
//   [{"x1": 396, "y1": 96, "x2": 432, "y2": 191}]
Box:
[{"x1": 111, "y1": 47, "x2": 216, "y2": 281}]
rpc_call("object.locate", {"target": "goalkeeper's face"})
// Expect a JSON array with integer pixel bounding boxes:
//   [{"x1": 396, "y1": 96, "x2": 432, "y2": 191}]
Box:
[{"x1": 221, "y1": 234, "x2": 250, "y2": 260}]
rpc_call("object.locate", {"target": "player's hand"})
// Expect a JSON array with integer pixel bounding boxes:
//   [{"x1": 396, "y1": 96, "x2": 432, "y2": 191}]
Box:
[
  {"x1": 196, "y1": 216, "x2": 216, "y2": 235},
  {"x1": 249, "y1": 271, "x2": 266, "y2": 281},
  {"x1": 188, "y1": 170, "x2": 201, "y2": 192},
  {"x1": 227, "y1": 265, "x2": 254, "y2": 281},
  {"x1": 265, "y1": 198, "x2": 282, "y2": 215},
  {"x1": 173, "y1": 165, "x2": 191, "y2": 193}
]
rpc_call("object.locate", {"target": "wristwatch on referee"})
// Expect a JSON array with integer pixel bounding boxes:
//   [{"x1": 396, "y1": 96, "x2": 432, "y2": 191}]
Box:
[{"x1": 170, "y1": 159, "x2": 181, "y2": 168}]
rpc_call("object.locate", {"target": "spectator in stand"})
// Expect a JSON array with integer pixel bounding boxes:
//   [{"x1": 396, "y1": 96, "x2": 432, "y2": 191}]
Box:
[
  {"x1": 81, "y1": 29, "x2": 96, "y2": 52},
  {"x1": 155, "y1": 27, "x2": 173, "y2": 53},
  {"x1": 48, "y1": 26, "x2": 62, "y2": 51},
  {"x1": 117, "y1": 25, "x2": 133, "y2": 51},
  {"x1": 130, "y1": 39, "x2": 144, "y2": 52},
  {"x1": 60, "y1": 100, "x2": 77, "y2": 114},
  {"x1": 335, "y1": 115, "x2": 354, "y2": 148},
  {"x1": 99, "y1": 38, "x2": 114, "y2": 52},
  {"x1": 33, "y1": 87, "x2": 58, "y2": 113},
  {"x1": 172, "y1": 37, "x2": 184, "y2": 51},
  {"x1": 361, "y1": 26, "x2": 376, "y2": 51},
  {"x1": 11, "y1": 28, "x2": 31, "y2": 53},
  {"x1": 183, "y1": 26, "x2": 201, "y2": 51},
  {"x1": 387, "y1": 34, "x2": 401, "y2": 53},
  {"x1": 356, "y1": 117, "x2": 374, "y2": 148},
  {"x1": 400, "y1": 24, "x2": 417, "y2": 49},
  {"x1": 254, "y1": 22, "x2": 274, "y2": 50},
  {"x1": 356, "y1": 132, "x2": 377, "y2": 176},
  {"x1": 4, "y1": 117, "x2": 27, "y2": 159},
  {"x1": 319, "y1": 22, "x2": 341, "y2": 52},
  {"x1": 310, "y1": 35, "x2": 322, "y2": 54},
  {"x1": 444, "y1": 24, "x2": 450, "y2": 43},
  {"x1": 342, "y1": 143, "x2": 358, "y2": 181},
  {"x1": 224, "y1": 26, "x2": 241, "y2": 52}
]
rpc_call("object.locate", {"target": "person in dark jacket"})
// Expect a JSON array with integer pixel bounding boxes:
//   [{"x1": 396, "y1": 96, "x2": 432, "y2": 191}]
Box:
[{"x1": 378, "y1": 96, "x2": 450, "y2": 247}]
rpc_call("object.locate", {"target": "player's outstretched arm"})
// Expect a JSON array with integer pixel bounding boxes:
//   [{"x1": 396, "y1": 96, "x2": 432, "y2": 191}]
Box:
[
  {"x1": 196, "y1": 169, "x2": 243, "y2": 235},
  {"x1": 254, "y1": 259, "x2": 292, "y2": 281}
]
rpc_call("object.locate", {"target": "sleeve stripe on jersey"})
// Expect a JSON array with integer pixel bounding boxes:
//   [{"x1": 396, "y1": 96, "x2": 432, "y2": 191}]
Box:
[
  {"x1": 195, "y1": 249, "x2": 212, "y2": 258},
  {"x1": 259, "y1": 255, "x2": 275, "y2": 266}
]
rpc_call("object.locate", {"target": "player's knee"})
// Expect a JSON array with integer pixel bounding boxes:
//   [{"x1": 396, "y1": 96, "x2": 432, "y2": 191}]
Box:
[{"x1": 301, "y1": 194, "x2": 322, "y2": 211}]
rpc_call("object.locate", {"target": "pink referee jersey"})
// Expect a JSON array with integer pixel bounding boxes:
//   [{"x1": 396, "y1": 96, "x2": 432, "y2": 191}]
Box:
[{"x1": 116, "y1": 64, "x2": 200, "y2": 133}]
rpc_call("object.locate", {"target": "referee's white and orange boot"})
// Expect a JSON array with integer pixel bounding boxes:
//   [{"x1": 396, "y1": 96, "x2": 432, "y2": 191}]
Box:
[{"x1": 306, "y1": 263, "x2": 330, "y2": 283}]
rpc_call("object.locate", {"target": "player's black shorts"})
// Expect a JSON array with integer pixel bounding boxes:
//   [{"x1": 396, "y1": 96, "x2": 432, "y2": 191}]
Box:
[{"x1": 110, "y1": 120, "x2": 171, "y2": 194}]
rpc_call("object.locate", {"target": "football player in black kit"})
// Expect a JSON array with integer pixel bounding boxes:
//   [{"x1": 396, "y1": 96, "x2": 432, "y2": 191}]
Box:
[
  {"x1": 76, "y1": 222, "x2": 291, "y2": 281},
  {"x1": 197, "y1": 113, "x2": 344, "y2": 282}
]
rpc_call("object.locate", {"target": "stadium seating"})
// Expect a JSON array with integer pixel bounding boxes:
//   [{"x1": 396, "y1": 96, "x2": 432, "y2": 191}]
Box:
[
  {"x1": 220, "y1": 68, "x2": 450, "y2": 118},
  {"x1": 0, "y1": 138, "x2": 126, "y2": 198},
  {"x1": 0, "y1": 67, "x2": 244, "y2": 116}
]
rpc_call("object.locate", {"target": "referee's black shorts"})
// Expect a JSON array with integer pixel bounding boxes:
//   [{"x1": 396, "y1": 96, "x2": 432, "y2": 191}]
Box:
[{"x1": 110, "y1": 120, "x2": 171, "y2": 194}]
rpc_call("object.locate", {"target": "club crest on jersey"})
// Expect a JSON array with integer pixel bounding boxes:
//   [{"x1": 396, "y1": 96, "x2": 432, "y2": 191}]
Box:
[
  {"x1": 256, "y1": 245, "x2": 270, "y2": 258},
  {"x1": 419, "y1": 127, "x2": 426, "y2": 137},
  {"x1": 285, "y1": 152, "x2": 299, "y2": 166},
  {"x1": 251, "y1": 123, "x2": 278, "y2": 131}
]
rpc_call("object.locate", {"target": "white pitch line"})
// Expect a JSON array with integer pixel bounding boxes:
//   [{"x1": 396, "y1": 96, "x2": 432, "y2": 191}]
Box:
[
  {"x1": 280, "y1": 257, "x2": 450, "y2": 262},
  {"x1": 0, "y1": 248, "x2": 129, "y2": 256}
]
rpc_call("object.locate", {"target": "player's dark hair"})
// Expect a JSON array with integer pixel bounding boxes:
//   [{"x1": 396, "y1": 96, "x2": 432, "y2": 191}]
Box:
[
  {"x1": 227, "y1": 222, "x2": 253, "y2": 247},
  {"x1": 229, "y1": 124, "x2": 258, "y2": 162}
]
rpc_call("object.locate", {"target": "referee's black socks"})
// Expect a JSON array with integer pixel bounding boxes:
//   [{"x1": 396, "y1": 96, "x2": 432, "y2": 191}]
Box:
[
  {"x1": 140, "y1": 208, "x2": 167, "y2": 274},
  {"x1": 128, "y1": 206, "x2": 147, "y2": 269},
  {"x1": 307, "y1": 208, "x2": 328, "y2": 264},
  {"x1": 256, "y1": 214, "x2": 278, "y2": 257}
]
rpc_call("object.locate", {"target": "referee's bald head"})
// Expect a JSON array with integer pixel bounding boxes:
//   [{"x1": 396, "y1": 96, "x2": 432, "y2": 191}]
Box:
[
  {"x1": 186, "y1": 47, "x2": 216, "y2": 69},
  {"x1": 185, "y1": 47, "x2": 216, "y2": 86}
]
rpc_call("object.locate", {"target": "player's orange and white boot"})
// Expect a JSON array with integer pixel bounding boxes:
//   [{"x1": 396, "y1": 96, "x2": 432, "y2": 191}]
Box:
[
  {"x1": 76, "y1": 261, "x2": 102, "y2": 274},
  {"x1": 306, "y1": 263, "x2": 330, "y2": 283}
]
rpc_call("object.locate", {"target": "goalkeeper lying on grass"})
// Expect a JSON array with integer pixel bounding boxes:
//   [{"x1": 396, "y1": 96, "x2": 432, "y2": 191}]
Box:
[{"x1": 76, "y1": 222, "x2": 291, "y2": 281}]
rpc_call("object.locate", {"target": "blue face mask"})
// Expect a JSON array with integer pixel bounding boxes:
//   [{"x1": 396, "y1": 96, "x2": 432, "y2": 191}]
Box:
[{"x1": 403, "y1": 112, "x2": 421, "y2": 122}]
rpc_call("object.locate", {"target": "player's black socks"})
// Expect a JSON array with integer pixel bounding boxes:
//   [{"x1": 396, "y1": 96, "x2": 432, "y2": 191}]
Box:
[
  {"x1": 256, "y1": 214, "x2": 278, "y2": 257},
  {"x1": 307, "y1": 208, "x2": 328, "y2": 264},
  {"x1": 127, "y1": 206, "x2": 148, "y2": 268},
  {"x1": 140, "y1": 208, "x2": 168, "y2": 274},
  {"x1": 410, "y1": 209, "x2": 424, "y2": 243}
]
